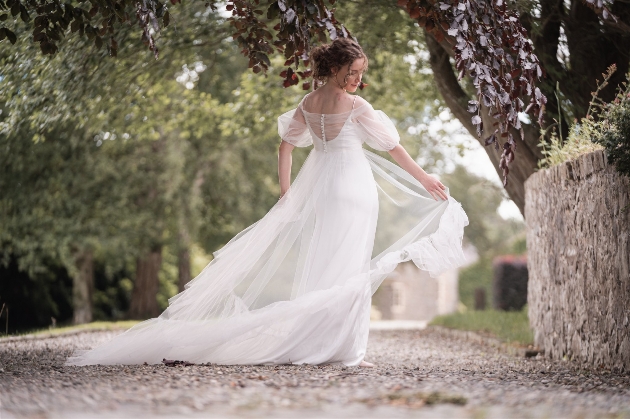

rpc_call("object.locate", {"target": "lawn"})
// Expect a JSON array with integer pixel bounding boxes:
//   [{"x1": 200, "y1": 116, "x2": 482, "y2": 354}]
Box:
[
  {"x1": 0, "y1": 320, "x2": 139, "y2": 339},
  {"x1": 429, "y1": 308, "x2": 534, "y2": 346}
]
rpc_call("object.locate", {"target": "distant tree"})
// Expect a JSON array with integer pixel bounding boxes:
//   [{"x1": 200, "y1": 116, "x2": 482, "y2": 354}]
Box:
[{"x1": 0, "y1": 125, "x2": 146, "y2": 324}]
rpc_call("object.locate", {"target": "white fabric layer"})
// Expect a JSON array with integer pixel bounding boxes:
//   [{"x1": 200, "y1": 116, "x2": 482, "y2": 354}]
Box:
[{"x1": 66, "y1": 96, "x2": 469, "y2": 367}]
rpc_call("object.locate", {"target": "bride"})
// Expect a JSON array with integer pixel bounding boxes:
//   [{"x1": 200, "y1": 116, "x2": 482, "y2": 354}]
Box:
[{"x1": 67, "y1": 38, "x2": 469, "y2": 368}]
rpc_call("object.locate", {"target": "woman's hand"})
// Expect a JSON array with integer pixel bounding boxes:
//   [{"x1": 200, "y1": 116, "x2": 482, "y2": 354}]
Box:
[
  {"x1": 387, "y1": 144, "x2": 448, "y2": 201},
  {"x1": 419, "y1": 173, "x2": 448, "y2": 201}
]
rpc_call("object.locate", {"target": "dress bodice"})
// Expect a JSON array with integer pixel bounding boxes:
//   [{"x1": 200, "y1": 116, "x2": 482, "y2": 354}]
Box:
[
  {"x1": 302, "y1": 109, "x2": 364, "y2": 153},
  {"x1": 278, "y1": 95, "x2": 401, "y2": 153}
]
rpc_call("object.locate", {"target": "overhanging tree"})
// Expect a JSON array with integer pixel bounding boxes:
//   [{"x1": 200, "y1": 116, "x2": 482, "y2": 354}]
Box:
[
  {"x1": 2, "y1": 0, "x2": 627, "y2": 216},
  {"x1": 1, "y1": 0, "x2": 549, "y2": 213}
]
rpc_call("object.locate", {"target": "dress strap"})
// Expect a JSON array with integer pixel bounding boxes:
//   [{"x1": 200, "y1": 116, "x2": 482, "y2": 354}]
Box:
[
  {"x1": 352, "y1": 95, "x2": 357, "y2": 110},
  {"x1": 300, "y1": 92, "x2": 312, "y2": 110}
]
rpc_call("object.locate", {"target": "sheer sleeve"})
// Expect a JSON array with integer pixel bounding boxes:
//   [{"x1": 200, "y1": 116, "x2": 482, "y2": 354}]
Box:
[
  {"x1": 354, "y1": 102, "x2": 400, "y2": 151},
  {"x1": 278, "y1": 99, "x2": 312, "y2": 147}
]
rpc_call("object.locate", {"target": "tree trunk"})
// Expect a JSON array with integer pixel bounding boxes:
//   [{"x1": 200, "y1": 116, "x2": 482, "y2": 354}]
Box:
[
  {"x1": 425, "y1": 32, "x2": 542, "y2": 216},
  {"x1": 178, "y1": 247, "x2": 191, "y2": 293},
  {"x1": 521, "y1": 0, "x2": 630, "y2": 125},
  {"x1": 128, "y1": 247, "x2": 162, "y2": 319},
  {"x1": 72, "y1": 249, "x2": 94, "y2": 325}
]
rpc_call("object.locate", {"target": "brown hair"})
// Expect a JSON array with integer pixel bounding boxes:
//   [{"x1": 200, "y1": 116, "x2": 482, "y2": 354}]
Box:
[{"x1": 310, "y1": 38, "x2": 368, "y2": 82}]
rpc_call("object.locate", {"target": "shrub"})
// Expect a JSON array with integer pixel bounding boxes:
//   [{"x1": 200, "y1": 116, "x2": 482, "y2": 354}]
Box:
[
  {"x1": 537, "y1": 125, "x2": 603, "y2": 169},
  {"x1": 538, "y1": 67, "x2": 630, "y2": 178},
  {"x1": 594, "y1": 75, "x2": 630, "y2": 178}
]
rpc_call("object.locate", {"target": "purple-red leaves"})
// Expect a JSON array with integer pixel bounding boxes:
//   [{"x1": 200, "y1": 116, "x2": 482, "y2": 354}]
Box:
[
  {"x1": 398, "y1": 0, "x2": 547, "y2": 187},
  {"x1": 224, "y1": 0, "x2": 347, "y2": 90}
]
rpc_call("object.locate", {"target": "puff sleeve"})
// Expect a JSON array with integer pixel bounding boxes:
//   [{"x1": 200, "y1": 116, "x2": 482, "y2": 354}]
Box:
[
  {"x1": 354, "y1": 103, "x2": 400, "y2": 151},
  {"x1": 278, "y1": 102, "x2": 312, "y2": 147}
]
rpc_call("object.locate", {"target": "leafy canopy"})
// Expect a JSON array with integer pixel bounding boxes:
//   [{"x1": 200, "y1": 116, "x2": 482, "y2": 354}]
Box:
[{"x1": 0, "y1": 0, "x2": 547, "y2": 186}]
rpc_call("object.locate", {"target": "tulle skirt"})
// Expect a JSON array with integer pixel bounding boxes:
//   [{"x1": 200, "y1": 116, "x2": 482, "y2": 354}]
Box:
[{"x1": 66, "y1": 148, "x2": 468, "y2": 366}]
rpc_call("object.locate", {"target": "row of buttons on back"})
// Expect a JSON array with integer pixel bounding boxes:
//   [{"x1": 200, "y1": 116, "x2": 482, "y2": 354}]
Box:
[{"x1": 320, "y1": 114, "x2": 327, "y2": 153}]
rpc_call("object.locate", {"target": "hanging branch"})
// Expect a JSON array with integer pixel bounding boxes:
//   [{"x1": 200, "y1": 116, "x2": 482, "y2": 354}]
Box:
[
  {"x1": 0, "y1": 0, "x2": 181, "y2": 58},
  {"x1": 227, "y1": 0, "x2": 348, "y2": 90},
  {"x1": 398, "y1": 0, "x2": 547, "y2": 186},
  {"x1": 227, "y1": 0, "x2": 548, "y2": 186}
]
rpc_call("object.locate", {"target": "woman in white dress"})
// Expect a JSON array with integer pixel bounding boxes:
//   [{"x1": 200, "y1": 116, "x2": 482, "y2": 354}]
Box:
[{"x1": 67, "y1": 38, "x2": 469, "y2": 368}]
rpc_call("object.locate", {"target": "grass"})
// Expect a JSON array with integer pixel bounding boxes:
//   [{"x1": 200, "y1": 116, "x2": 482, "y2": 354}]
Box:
[
  {"x1": 0, "y1": 320, "x2": 139, "y2": 339},
  {"x1": 537, "y1": 127, "x2": 603, "y2": 169},
  {"x1": 429, "y1": 308, "x2": 534, "y2": 346}
]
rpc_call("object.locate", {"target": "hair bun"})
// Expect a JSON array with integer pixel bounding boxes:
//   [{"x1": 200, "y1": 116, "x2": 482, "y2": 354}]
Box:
[{"x1": 310, "y1": 38, "x2": 367, "y2": 83}]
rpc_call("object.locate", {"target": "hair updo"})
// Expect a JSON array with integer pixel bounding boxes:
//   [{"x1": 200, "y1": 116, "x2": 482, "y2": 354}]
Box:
[{"x1": 310, "y1": 38, "x2": 368, "y2": 82}]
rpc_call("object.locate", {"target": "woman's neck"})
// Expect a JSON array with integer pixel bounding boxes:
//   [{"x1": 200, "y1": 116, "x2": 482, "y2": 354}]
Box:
[{"x1": 318, "y1": 80, "x2": 347, "y2": 97}]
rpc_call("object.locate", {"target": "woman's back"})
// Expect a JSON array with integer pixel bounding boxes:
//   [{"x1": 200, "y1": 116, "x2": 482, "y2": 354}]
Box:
[
  {"x1": 300, "y1": 92, "x2": 361, "y2": 144},
  {"x1": 301, "y1": 90, "x2": 362, "y2": 115}
]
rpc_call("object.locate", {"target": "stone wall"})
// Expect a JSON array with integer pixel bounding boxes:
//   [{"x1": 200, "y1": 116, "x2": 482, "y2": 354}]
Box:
[{"x1": 525, "y1": 150, "x2": 630, "y2": 370}]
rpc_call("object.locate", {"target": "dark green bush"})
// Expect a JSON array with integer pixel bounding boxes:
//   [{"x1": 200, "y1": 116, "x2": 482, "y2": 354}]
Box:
[{"x1": 593, "y1": 73, "x2": 630, "y2": 178}]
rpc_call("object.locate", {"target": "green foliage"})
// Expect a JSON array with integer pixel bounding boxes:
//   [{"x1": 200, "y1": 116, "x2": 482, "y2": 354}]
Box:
[
  {"x1": 442, "y1": 166, "x2": 503, "y2": 253},
  {"x1": 0, "y1": 258, "x2": 73, "y2": 333},
  {"x1": 430, "y1": 308, "x2": 533, "y2": 346},
  {"x1": 0, "y1": 0, "x2": 528, "y2": 328},
  {"x1": 440, "y1": 165, "x2": 526, "y2": 311},
  {"x1": 594, "y1": 74, "x2": 630, "y2": 178},
  {"x1": 0, "y1": 2, "x2": 233, "y2": 139},
  {"x1": 92, "y1": 263, "x2": 133, "y2": 321},
  {"x1": 537, "y1": 127, "x2": 603, "y2": 169},
  {"x1": 0, "y1": 8, "x2": 246, "y2": 327},
  {"x1": 537, "y1": 76, "x2": 605, "y2": 169},
  {"x1": 538, "y1": 68, "x2": 630, "y2": 178},
  {"x1": 441, "y1": 165, "x2": 525, "y2": 257},
  {"x1": 458, "y1": 257, "x2": 493, "y2": 311}
]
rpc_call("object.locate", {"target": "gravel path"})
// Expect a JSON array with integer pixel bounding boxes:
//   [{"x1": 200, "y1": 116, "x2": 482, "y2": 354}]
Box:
[{"x1": 1, "y1": 328, "x2": 629, "y2": 418}]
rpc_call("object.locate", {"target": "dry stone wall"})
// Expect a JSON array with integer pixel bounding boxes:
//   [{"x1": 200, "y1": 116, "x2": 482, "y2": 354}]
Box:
[{"x1": 525, "y1": 150, "x2": 630, "y2": 370}]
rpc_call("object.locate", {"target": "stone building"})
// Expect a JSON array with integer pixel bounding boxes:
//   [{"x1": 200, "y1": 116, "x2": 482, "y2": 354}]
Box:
[{"x1": 372, "y1": 244, "x2": 478, "y2": 322}]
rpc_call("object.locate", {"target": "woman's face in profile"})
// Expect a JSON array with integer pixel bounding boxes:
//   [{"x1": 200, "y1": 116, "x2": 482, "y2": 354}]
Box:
[{"x1": 335, "y1": 58, "x2": 365, "y2": 93}]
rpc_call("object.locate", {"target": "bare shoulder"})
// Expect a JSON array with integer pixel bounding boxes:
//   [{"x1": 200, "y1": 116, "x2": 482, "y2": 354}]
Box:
[
  {"x1": 302, "y1": 90, "x2": 368, "y2": 113},
  {"x1": 351, "y1": 95, "x2": 370, "y2": 108}
]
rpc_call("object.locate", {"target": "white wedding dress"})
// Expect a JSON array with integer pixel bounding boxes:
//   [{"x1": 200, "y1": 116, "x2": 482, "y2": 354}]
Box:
[{"x1": 66, "y1": 94, "x2": 469, "y2": 367}]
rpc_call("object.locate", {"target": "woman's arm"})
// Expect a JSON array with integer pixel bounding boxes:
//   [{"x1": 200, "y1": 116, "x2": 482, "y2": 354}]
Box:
[
  {"x1": 388, "y1": 145, "x2": 448, "y2": 201},
  {"x1": 278, "y1": 140, "x2": 295, "y2": 198}
]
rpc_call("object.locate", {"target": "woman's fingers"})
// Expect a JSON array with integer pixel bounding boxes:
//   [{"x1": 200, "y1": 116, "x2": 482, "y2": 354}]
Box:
[
  {"x1": 430, "y1": 186, "x2": 448, "y2": 201},
  {"x1": 422, "y1": 176, "x2": 448, "y2": 201},
  {"x1": 437, "y1": 186, "x2": 448, "y2": 200}
]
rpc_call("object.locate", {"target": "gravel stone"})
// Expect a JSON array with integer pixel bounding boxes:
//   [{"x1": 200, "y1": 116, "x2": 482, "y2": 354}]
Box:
[{"x1": 1, "y1": 328, "x2": 629, "y2": 418}]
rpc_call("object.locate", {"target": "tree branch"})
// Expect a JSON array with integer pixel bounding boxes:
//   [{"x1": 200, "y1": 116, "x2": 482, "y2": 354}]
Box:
[
  {"x1": 426, "y1": 31, "x2": 540, "y2": 215},
  {"x1": 425, "y1": 32, "x2": 475, "y2": 134}
]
